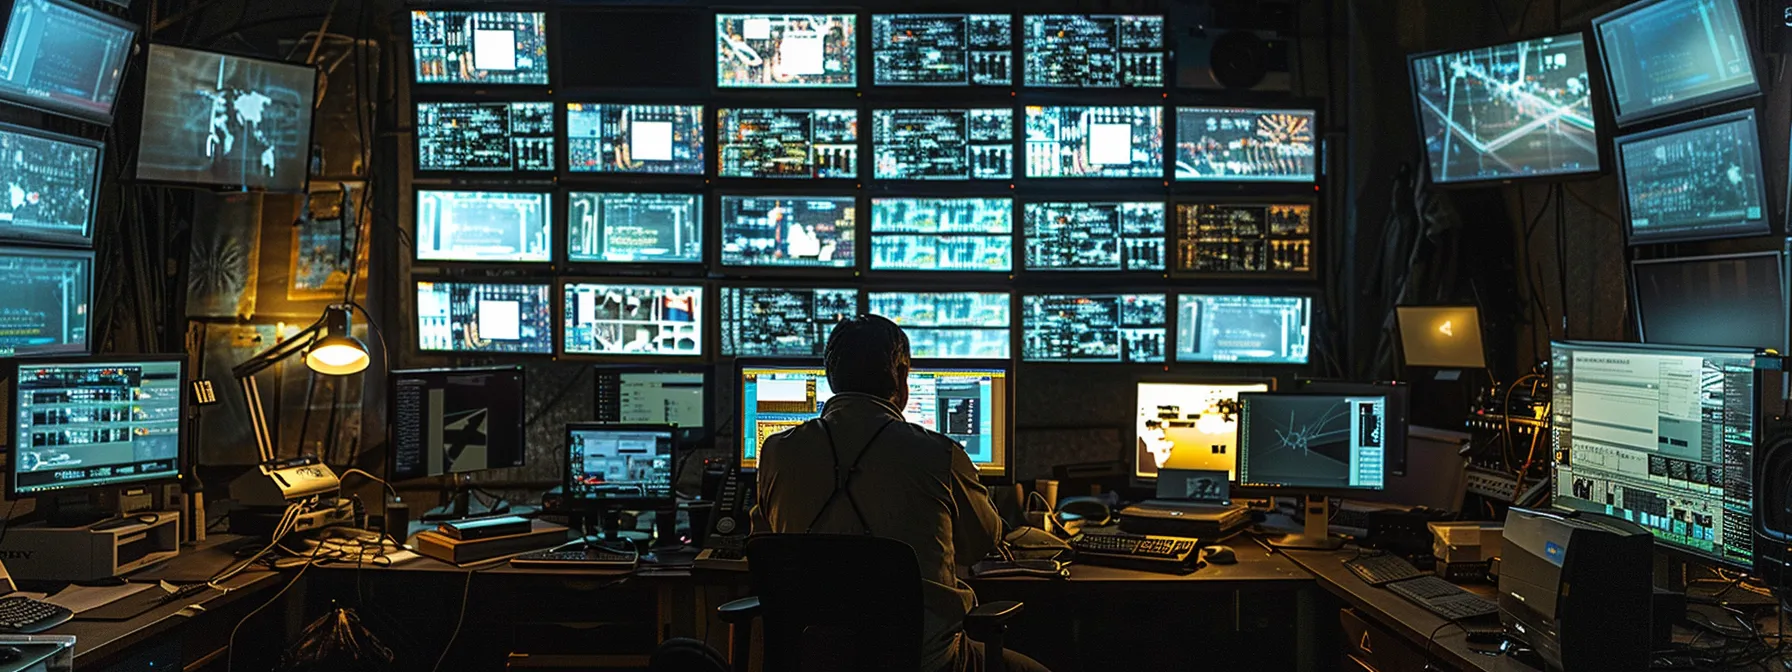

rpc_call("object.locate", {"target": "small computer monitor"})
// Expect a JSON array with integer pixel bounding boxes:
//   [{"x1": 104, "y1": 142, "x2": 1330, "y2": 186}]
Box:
[
  {"x1": 1175, "y1": 294, "x2": 1312, "y2": 364},
  {"x1": 870, "y1": 197, "x2": 1013, "y2": 272},
  {"x1": 1174, "y1": 108, "x2": 1318, "y2": 182},
  {"x1": 718, "y1": 195, "x2": 857, "y2": 270},
  {"x1": 1023, "y1": 14, "x2": 1164, "y2": 87},
  {"x1": 0, "y1": 122, "x2": 101, "y2": 246},
  {"x1": 1133, "y1": 379, "x2": 1272, "y2": 480},
  {"x1": 1395, "y1": 306, "x2": 1488, "y2": 368},
  {"x1": 1409, "y1": 33, "x2": 1600, "y2": 184},
  {"x1": 561, "y1": 282, "x2": 703, "y2": 358},
  {"x1": 410, "y1": 10, "x2": 548, "y2": 85},
  {"x1": 5, "y1": 355, "x2": 184, "y2": 499},
  {"x1": 566, "y1": 192, "x2": 702, "y2": 266},
  {"x1": 1022, "y1": 293, "x2": 1167, "y2": 363},
  {"x1": 1235, "y1": 392, "x2": 1390, "y2": 495},
  {"x1": 389, "y1": 366, "x2": 527, "y2": 482},
  {"x1": 0, "y1": 246, "x2": 91, "y2": 357},
  {"x1": 137, "y1": 45, "x2": 318, "y2": 193},
  {"x1": 1295, "y1": 380, "x2": 1411, "y2": 477},
  {"x1": 1024, "y1": 106, "x2": 1164, "y2": 179},
  {"x1": 872, "y1": 108, "x2": 1014, "y2": 180},
  {"x1": 1594, "y1": 0, "x2": 1758, "y2": 126},
  {"x1": 719, "y1": 286, "x2": 857, "y2": 357},
  {"x1": 592, "y1": 365, "x2": 709, "y2": 443},
  {"x1": 1022, "y1": 201, "x2": 1166, "y2": 272},
  {"x1": 414, "y1": 280, "x2": 554, "y2": 354},
  {"x1": 1633, "y1": 249, "x2": 1788, "y2": 352},
  {"x1": 1616, "y1": 109, "x2": 1768, "y2": 245},
  {"x1": 1174, "y1": 202, "x2": 1313, "y2": 276},
  {"x1": 717, "y1": 108, "x2": 859, "y2": 179},
  {"x1": 415, "y1": 101, "x2": 555, "y2": 173},
  {"x1": 716, "y1": 14, "x2": 857, "y2": 88},
  {"x1": 1156, "y1": 469, "x2": 1231, "y2": 505},
  {"x1": 413, "y1": 189, "x2": 552, "y2": 263},
  {"x1": 565, "y1": 424, "x2": 676, "y2": 510},
  {"x1": 566, "y1": 103, "x2": 704, "y2": 176},
  {"x1": 868, "y1": 291, "x2": 1011, "y2": 359},
  {"x1": 871, "y1": 14, "x2": 1012, "y2": 86},
  {"x1": 0, "y1": 0, "x2": 135, "y2": 123},
  {"x1": 1550, "y1": 341, "x2": 1761, "y2": 570}
]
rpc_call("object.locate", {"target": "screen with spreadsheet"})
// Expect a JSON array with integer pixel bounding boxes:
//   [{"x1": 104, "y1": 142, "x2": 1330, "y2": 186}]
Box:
[
  {"x1": 872, "y1": 14, "x2": 1011, "y2": 86},
  {"x1": 9, "y1": 357, "x2": 184, "y2": 496},
  {"x1": 415, "y1": 101, "x2": 555, "y2": 172},
  {"x1": 410, "y1": 11, "x2": 548, "y2": 85},
  {"x1": 566, "y1": 103, "x2": 704, "y2": 175},
  {"x1": 870, "y1": 198, "x2": 1012, "y2": 272},
  {"x1": 415, "y1": 281, "x2": 554, "y2": 354},
  {"x1": 720, "y1": 286, "x2": 856, "y2": 357},
  {"x1": 869, "y1": 291, "x2": 1010, "y2": 359},
  {"x1": 1024, "y1": 106, "x2": 1163, "y2": 178},
  {"x1": 1023, "y1": 201, "x2": 1165, "y2": 272}
]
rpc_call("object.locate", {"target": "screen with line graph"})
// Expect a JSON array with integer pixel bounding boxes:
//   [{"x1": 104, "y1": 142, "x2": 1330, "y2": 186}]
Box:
[
  {"x1": 1236, "y1": 393, "x2": 1387, "y2": 492},
  {"x1": 1409, "y1": 32, "x2": 1601, "y2": 185}
]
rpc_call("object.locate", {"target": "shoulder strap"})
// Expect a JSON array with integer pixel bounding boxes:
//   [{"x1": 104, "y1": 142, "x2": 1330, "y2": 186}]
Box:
[{"x1": 803, "y1": 417, "x2": 900, "y2": 536}]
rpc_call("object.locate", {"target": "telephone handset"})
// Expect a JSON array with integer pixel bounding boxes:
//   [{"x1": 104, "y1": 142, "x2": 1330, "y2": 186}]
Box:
[{"x1": 694, "y1": 465, "x2": 754, "y2": 571}]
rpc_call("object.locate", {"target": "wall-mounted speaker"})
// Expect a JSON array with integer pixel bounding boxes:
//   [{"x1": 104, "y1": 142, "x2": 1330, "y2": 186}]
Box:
[{"x1": 1176, "y1": 0, "x2": 1295, "y2": 92}]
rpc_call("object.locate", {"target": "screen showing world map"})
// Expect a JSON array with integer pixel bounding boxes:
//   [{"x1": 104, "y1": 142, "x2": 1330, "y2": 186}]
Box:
[{"x1": 135, "y1": 45, "x2": 319, "y2": 192}]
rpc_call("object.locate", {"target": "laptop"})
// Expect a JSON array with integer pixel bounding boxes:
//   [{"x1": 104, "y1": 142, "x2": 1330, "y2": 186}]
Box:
[{"x1": 1120, "y1": 469, "x2": 1252, "y2": 537}]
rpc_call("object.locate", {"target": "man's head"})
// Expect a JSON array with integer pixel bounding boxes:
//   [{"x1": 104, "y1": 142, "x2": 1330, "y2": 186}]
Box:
[{"x1": 823, "y1": 315, "x2": 911, "y2": 408}]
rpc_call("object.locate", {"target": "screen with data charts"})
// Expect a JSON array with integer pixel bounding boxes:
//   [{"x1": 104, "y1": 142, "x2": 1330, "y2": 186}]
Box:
[
  {"x1": 1617, "y1": 110, "x2": 1768, "y2": 245},
  {"x1": 1023, "y1": 15, "x2": 1164, "y2": 87},
  {"x1": 1023, "y1": 293, "x2": 1167, "y2": 363},
  {"x1": 566, "y1": 103, "x2": 704, "y2": 176},
  {"x1": 416, "y1": 101, "x2": 555, "y2": 173},
  {"x1": 720, "y1": 286, "x2": 858, "y2": 357},
  {"x1": 411, "y1": 11, "x2": 548, "y2": 85},
  {"x1": 717, "y1": 108, "x2": 858, "y2": 179},
  {"x1": 873, "y1": 108, "x2": 1013, "y2": 180},
  {"x1": 872, "y1": 14, "x2": 1012, "y2": 86},
  {"x1": 869, "y1": 291, "x2": 1011, "y2": 359},
  {"x1": 0, "y1": 123, "x2": 99, "y2": 246},
  {"x1": 0, "y1": 0, "x2": 135, "y2": 122},
  {"x1": 1175, "y1": 203, "x2": 1313, "y2": 276},
  {"x1": 870, "y1": 198, "x2": 1013, "y2": 273},
  {"x1": 1175, "y1": 108, "x2": 1317, "y2": 183},
  {"x1": 1025, "y1": 106, "x2": 1163, "y2": 179},
  {"x1": 566, "y1": 192, "x2": 702, "y2": 265},
  {"x1": 416, "y1": 280, "x2": 554, "y2": 354},
  {"x1": 717, "y1": 14, "x2": 856, "y2": 88},
  {"x1": 719, "y1": 195, "x2": 856, "y2": 270},
  {"x1": 1024, "y1": 201, "x2": 1165, "y2": 272}
]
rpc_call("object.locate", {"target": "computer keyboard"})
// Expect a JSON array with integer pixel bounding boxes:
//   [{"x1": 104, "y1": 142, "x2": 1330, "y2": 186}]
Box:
[
  {"x1": 1069, "y1": 531, "x2": 1201, "y2": 574},
  {"x1": 1385, "y1": 576, "x2": 1499, "y2": 621},
  {"x1": 1344, "y1": 553, "x2": 1424, "y2": 586},
  {"x1": 509, "y1": 545, "x2": 638, "y2": 569},
  {"x1": 0, "y1": 595, "x2": 73, "y2": 633}
]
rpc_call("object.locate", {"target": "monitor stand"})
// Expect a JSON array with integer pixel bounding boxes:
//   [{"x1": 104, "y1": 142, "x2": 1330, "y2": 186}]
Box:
[
  {"x1": 1268, "y1": 495, "x2": 1345, "y2": 551},
  {"x1": 419, "y1": 481, "x2": 510, "y2": 523},
  {"x1": 38, "y1": 490, "x2": 149, "y2": 530}
]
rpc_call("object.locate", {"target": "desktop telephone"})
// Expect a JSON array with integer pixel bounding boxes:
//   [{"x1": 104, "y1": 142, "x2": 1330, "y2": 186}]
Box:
[{"x1": 694, "y1": 465, "x2": 755, "y2": 570}]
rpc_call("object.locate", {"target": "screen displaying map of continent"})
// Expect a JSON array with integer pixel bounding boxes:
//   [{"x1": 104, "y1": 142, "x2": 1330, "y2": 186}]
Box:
[{"x1": 136, "y1": 44, "x2": 318, "y2": 192}]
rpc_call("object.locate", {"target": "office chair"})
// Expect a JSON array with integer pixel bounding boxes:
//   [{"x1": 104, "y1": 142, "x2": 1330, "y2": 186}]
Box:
[{"x1": 715, "y1": 534, "x2": 1024, "y2": 672}]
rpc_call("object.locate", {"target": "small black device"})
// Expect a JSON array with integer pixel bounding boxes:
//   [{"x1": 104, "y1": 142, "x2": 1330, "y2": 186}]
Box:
[
  {"x1": 1384, "y1": 576, "x2": 1498, "y2": 621},
  {"x1": 435, "y1": 515, "x2": 531, "y2": 541},
  {"x1": 1344, "y1": 552, "x2": 1425, "y2": 586},
  {"x1": 0, "y1": 595, "x2": 73, "y2": 633},
  {"x1": 1500, "y1": 507, "x2": 1652, "y2": 671},
  {"x1": 695, "y1": 464, "x2": 755, "y2": 570},
  {"x1": 1069, "y1": 531, "x2": 1201, "y2": 573}
]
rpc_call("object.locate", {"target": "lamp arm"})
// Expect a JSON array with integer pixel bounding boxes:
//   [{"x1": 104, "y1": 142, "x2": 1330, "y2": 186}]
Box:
[{"x1": 233, "y1": 321, "x2": 324, "y2": 464}]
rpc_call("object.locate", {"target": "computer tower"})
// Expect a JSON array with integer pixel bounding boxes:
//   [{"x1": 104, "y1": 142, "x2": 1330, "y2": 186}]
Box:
[{"x1": 1499, "y1": 508, "x2": 1652, "y2": 671}]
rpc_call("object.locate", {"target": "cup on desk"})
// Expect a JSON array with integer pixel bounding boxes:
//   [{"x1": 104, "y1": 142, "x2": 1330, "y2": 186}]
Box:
[{"x1": 1035, "y1": 479, "x2": 1059, "y2": 511}]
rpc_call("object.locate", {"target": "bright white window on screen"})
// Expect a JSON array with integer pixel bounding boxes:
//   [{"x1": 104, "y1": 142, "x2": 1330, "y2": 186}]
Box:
[
  {"x1": 632, "y1": 121, "x2": 674, "y2": 162},
  {"x1": 473, "y1": 29, "x2": 518, "y2": 71},
  {"x1": 759, "y1": 378, "x2": 811, "y2": 403},
  {"x1": 1090, "y1": 123, "x2": 1131, "y2": 165},
  {"x1": 479, "y1": 300, "x2": 522, "y2": 340},
  {"x1": 577, "y1": 290, "x2": 597, "y2": 324},
  {"x1": 744, "y1": 17, "x2": 771, "y2": 39},
  {"x1": 780, "y1": 32, "x2": 825, "y2": 75}
]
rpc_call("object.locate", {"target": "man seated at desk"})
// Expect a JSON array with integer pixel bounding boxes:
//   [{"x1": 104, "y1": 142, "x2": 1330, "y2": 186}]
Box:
[{"x1": 752, "y1": 315, "x2": 1051, "y2": 672}]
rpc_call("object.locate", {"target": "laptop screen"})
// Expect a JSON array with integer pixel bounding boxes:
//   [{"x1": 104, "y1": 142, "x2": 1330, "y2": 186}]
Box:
[{"x1": 1155, "y1": 468, "x2": 1230, "y2": 505}]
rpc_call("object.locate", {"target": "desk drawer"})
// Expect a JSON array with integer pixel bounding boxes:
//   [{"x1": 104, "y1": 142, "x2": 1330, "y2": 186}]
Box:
[{"x1": 1340, "y1": 608, "x2": 1428, "y2": 671}]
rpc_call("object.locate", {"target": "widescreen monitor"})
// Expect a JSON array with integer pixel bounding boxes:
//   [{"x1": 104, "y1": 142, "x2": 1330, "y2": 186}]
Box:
[
  {"x1": 873, "y1": 108, "x2": 1013, "y2": 180},
  {"x1": 561, "y1": 282, "x2": 703, "y2": 357},
  {"x1": 0, "y1": 247, "x2": 90, "y2": 357},
  {"x1": 0, "y1": 0, "x2": 135, "y2": 123},
  {"x1": 415, "y1": 280, "x2": 553, "y2": 354},
  {"x1": 1395, "y1": 306, "x2": 1488, "y2": 368},
  {"x1": 1023, "y1": 14, "x2": 1164, "y2": 87},
  {"x1": 718, "y1": 195, "x2": 856, "y2": 270},
  {"x1": 1176, "y1": 294, "x2": 1311, "y2": 364},
  {"x1": 415, "y1": 101, "x2": 555, "y2": 173},
  {"x1": 6, "y1": 356, "x2": 184, "y2": 498},
  {"x1": 566, "y1": 103, "x2": 704, "y2": 175},
  {"x1": 1175, "y1": 203, "x2": 1313, "y2": 275},
  {"x1": 1409, "y1": 33, "x2": 1600, "y2": 184},
  {"x1": 717, "y1": 108, "x2": 858, "y2": 179},
  {"x1": 870, "y1": 198, "x2": 1012, "y2": 272},
  {"x1": 410, "y1": 11, "x2": 548, "y2": 85},
  {"x1": 565, "y1": 424, "x2": 676, "y2": 509},
  {"x1": 389, "y1": 366, "x2": 527, "y2": 481},
  {"x1": 0, "y1": 123, "x2": 100, "y2": 246},
  {"x1": 868, "y1": 291, "x2": 1010, "y2": 359},
  {"x1": 1633, "y1": 250, "x2": 1788, "y2": 352},
  {"x1": 1024, "y1": 106, "x2": 1163, "y2": 179},
  {"x1": 414, "y1": 190, "x2": 551, "y2": 263},
  {"x1": 1550, "y1": 341, "x2": 1761, "y2": 570},
  {"x1": 1236, "y1": 393, "x2": 1390, "y2": 494},
  {"x1": 592, "y1": 366, "x2": 709, "y2": 433},
  {"x1": 1133, "y1": 380, "x2": 1272, "y2": 480},
  {"x1": 566, "y1": 192, "x2": 702, "y2": 265},
  {"x1": 737, "y1": 363, "x2": 1009, "y2": 477},
  {"x1": 1617, "y1": 109, "x2": 1768, "y2": 245},
  {"x1": 872, "y1": 14, "x2": 1012, "y2": 86},
  {"x1": 1175, "y1": 108, "x2": 1317, "y2": 182},
  {"x1": 137, "y1": 45, "x2": 317, "y2": 192},
  {"x1": 1594, "y1": 0, "x2": 1758, "y2": 126},
  {"x1": 1022, "y1": 294, "x2": 1166, "y2": 363},
  {"x1": 716, "y1": 14, "x2": 856, "y2": 88},
  {"x1": 720, "y1": 286, "x2": 857, "y2": 357},
  {"x1": 1023, "y1": 201, "x2": 1165, "y2": 272}
]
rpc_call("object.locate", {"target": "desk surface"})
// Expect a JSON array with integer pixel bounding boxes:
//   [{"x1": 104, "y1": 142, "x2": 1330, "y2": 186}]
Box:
[{"x1": 978, "y1": 538, "x2": 1310, "y2": 588}]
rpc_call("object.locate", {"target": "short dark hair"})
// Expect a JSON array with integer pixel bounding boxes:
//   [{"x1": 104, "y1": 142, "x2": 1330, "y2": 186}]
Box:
[{"x1": 824, "y1": 315, "x2": 910, "y2": 399}]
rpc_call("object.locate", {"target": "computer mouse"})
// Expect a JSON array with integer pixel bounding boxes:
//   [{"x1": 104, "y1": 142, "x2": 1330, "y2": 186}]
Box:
[
  {"x1": 0, "y1": 645, "x2": 21, "y2": 663},
  {"x1": 1202, "y1": 545, "x2": 1237, "y2": 565}
]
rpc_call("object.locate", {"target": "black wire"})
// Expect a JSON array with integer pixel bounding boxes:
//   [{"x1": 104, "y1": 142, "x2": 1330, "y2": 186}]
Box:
[
  {"x1": 430, "y1": 568, "x2": 477, "y2": 672},
  {"x1": 1422, "y1": 620, "x2": 1463, "y2": 665},
  {"x1": 226, "y1": 538, "x2": 324, "y2": 672}
]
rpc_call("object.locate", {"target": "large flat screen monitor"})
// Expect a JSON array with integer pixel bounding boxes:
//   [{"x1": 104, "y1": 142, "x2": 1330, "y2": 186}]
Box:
[
  {"x1": 872, "y1": 14, "x2": 1012, "y2": 86},
  {"x1": 1616, "y1": 109, "x2": 1768, "y2": 245},
  {"x1": 1236, "y1": 392, "x2": 1390, "y2": 494},
  {"x1": 1550, "y1": 341, "x2": 1760, "y2": 570},
  {"x1": 592, "y1": 365, "x2": 709, "y2": 436},
  {"x1": 872, "y1": 108, "x2": 1013, "y2": 180},
  {"x1": 717, "y1": 108, "x2": 858, "y2": 179},
  {"x1": 1594, "y1": 0, "x2": 1758, "y2": 126},
  {"x1": 137, "y1": 45, "x2": 318, "y2": 192},
  {"x1": 415, "y1": 101, "x2": 555, "y2": 173},
  {"x1": 0, "y1": 246, "x2": 89, "y2": 357},
  {"x1": 566, "y1": 103, "x2": 704, "y2": 176},
  {"x1": 389, "y1": 366, "x2": 527, "y2": 481},
  {"x1": 1022, "y1": 293, "x2": 1166, "y2": 363},
  {"x1": 566, "y1": 192, "x2": 702, "y2": 266},
  {"x1": 414, "y1": 189, "x2": 552, "y2": 263},
  {"x1": 870, "y1": 197, "x2": 1013, "y2": 273},
  {"x1": 565, "y1": 424, "x2": 676, "y2": 509},
  {"x1": 868, "y1": 291, "x2": 1011, "y2": 359},
  {"x1": 0, "y1": 123, "x2": 100, "y2": 246},
  {"x1": 1024, "y1": 106, "x2": 1163, "y2": 179},
  {"x1": 1175, "y1": 107, "x2": 1318, "y2": 182},
  {"x1": 561, "y1": 282, "x2": 703, "y2": 358},
  {"x1": 718, "y1": 195, "x2": 856, "y2": 270},
  {"x1": 1633, "y1": 249, "x2": 1788, "y2": 353},
  {"x1": 415, "y1": 280, "x2": 553, "y2": 354},
  {"x1": 1176, "y1": 294, "x2": 1311, "y2": 364},
  {"x1": 1133, "y1": 379, "x2": 1272, "y2": 480},
  {"x1": 1175, "y1": 203, "x2": 1313, "y2": 276},
  {"x1": 0, "y1": 0, "x2": 135, "y2": 123},
  {"x1": 716, "y1": 14, "x2": 856, "y2": 88},
  {"x1": 410, "y1": 10, "x2": 548, "y2": 86},
  {"x1": 1023, "y1": 200, "x2": 1165, "y2": 272},
  {"x1": 1409, "y1": 33, "x2": 1600, "y2": 184},
  {"x1": 6, "y1": 356, "x2": 184, "y2": 498},
  {"x1": 1023, "y1": 14, "x2": 1163, "y2": 87},
  {"x1": 720, "y1": 286, "x2": 857, "y2": 357}
]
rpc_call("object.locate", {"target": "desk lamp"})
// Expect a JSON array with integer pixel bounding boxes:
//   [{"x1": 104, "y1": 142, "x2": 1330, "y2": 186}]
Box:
[{"x1": 231, "y1": 304, "x2": 371, "y2": 505}]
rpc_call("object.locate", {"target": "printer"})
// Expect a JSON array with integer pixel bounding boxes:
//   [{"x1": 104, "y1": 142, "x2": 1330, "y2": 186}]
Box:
[{"x1": 1499, "y1": 507, "x2": 1652, "y2": 672}]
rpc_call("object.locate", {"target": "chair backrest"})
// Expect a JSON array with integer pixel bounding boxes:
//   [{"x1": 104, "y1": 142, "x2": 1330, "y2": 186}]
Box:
[{"x1": 747, "y1": 534, "x2": 925, "y2": 672}]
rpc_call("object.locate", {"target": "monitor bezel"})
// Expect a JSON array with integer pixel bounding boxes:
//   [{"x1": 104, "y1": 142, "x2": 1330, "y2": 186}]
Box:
[
  {"x1": 560, "y1": 101, "x2": 709, "y2": 178},
  {"x1": 868, "y1": 106, "x2": 1019, "y2": 182},
  {"x1": 714, "y1": 11, "x2": 861, "y2": 90},
  {"x1": 410, "y1": 186, "x2": 556, "y2": 266},
  {"x1": 1172, "y1": 106, "x2": 1322, "y2": 185},
  {"x1": 1629, "y1": 245, "x2": 1790, "y2": 354},
  {"x1": 1172, "y1": 291, "x2": 1317, "y2": 365},
  {"x1": 713, "y1": 190, "x2": 863, "y2": 278},
  {"x1": 0, "y1": 121, "x2": 103, "y2": 247},
  {"x1": 1169, "y1": 197, "x2": 1320, "y2": 280},
  {"x1": 1393, "y1": 304, "x2": 1490, "y2": 369},
  {"x1": 411, "y1": 278, "x2": 558, "y2": 357},
  {"x1": 411, "y1": 99, "x2": 559, "y2": 177},
  {"x1": 1129, "y1": 375, "x2": 1278, "y2": 483},
  {"x1": 868, "y1": 13, "x2": 1016, "y2": 88},
  {"x1": 1013, "y1": 197, "x2": 1172, "y2": 279},
  {"x1": 865, "y1": 194, "x2": 1018, "y2": 276},
  {"x1": 556, "y1": 278, "x2": 709, "y2": 362},
  {"x1": 0, "y1": 0, "x2": 137, "y2": 124},
  {"x1": 717, "y1": 282, "x2": 862, "y2": 359},
  {"x1": 1614, "y1": 108, "x2": 1773, "y2": 246},
  {"x1": 408, "y1": 8, "x2": 555, "y2": 89},
  {"x1": 0, "y1": 245, "x2": 92, "y2": 357},
  {"x1": 4, "y1": 353, "x2": 188, "y2": 500},
  {"x1": 1020, "y1": 13, "x2": 1168, "y2": 90},
  {"x1": 1230, "y1": 391, "x2": 1395, "y2": 498},
  {"x1": 134, "y1": 43, "x2": 321, "y2": 194},
  {"x1": 386, "y1": 365, "x2": 529, "y2": 483},
  {"x1": 559, "y1": 189, "x2": 708, "y2": 274},
  {"x1": 562, "y1": 422, "x2": 680, "y2": 510},
  {"x1": 1018, "y1": 290, "x2": 1172, "y2": 364},
  {"x1": 1592, "y1": 0, "x2": 1762, "y2": 128}
]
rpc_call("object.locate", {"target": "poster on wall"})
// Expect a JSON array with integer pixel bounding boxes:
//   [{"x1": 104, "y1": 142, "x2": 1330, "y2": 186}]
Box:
[
  {"x1": 186, "y1": 193, "x2": 263, "y2": 319},
  {"x1": 288, "y1": 182, "x2": 368, "y2": 301}
]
